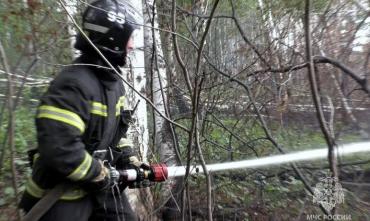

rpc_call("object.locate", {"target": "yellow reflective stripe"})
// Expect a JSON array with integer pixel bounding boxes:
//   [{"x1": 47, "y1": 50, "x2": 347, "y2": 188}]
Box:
[
  {"x1": 67, "y1": 152, "x2": 92, "y2": 181},
  {"x1": 33, "y1": 153, "x2": 40, "y2": 163},
  {"x1": 25, "y1": 177, "x2": 86, "y2": 200},
  {"x1": 25, "y1": 177, "x2": 45, "y2": 198},
  {"x1": 37, "y1": 105, "x2": 85, "y2": 133},
  {"x1": 90, "y1": 101, "x2": 108, "y2": 117},
  {"x1": 90, "y1": 97, "x2": 125, "y2": 117},
  {"x1": 119, "y1": 96, "x2": 125, "y2": 107},
  {"x1": 116, "y1": 96, "x2": 125, "y2": 116},
  {"x1": 60, "y1": 188, "x2": 87, "y2": 200},
  {"x1": 118, "y1": 138, "x2": 133, "y2": 148}
]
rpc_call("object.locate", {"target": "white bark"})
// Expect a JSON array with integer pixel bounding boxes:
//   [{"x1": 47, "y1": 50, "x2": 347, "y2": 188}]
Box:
[
  {"x1": 121, "y1": 1, "x2": 153, "y2": 218},
  {"x1": 141, "y1": 1, "x2": 184, "y2": 219},
  {"x1": 143, "y1": 0, "x2": 179, "y2": 209},
  {"x1": 144, "y1": 0, "x2": 176, "y2": 166},
  {"x1": 122, "y1": 1, "x2": 149, "y2": 163}
]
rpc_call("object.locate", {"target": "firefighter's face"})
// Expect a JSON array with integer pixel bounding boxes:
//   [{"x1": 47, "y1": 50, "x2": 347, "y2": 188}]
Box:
[{"x1": 126, "y1": 36, "x2": 134, "y2": 54}]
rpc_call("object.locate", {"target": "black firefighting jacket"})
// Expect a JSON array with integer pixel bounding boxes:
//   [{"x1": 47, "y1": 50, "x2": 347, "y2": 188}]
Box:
[{"x1": 25, "y1": 55, "x2": 133, "y2": 200}]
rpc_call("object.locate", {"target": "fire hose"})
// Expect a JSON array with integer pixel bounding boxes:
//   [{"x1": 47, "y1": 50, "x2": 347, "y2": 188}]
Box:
[
  {"x1": 120, "y1": 141, "x2": 370, "y2": 183},
  {"x1": 24, "y1": 142, "x2": 370, "y2": 221}
]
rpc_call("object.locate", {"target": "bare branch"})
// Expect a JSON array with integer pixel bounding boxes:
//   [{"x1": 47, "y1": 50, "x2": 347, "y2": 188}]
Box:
[
  {"x1": 305, "y1": 0, "x2": 338, "y2": 213},
  {"x1": 0, "y1": 40, "x2": 22, "y2": 221}
]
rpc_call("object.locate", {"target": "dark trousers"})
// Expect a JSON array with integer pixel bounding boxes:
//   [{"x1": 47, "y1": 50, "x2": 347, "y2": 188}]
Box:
[{"x1": 19, "y1": 191, "x2": 137, "y2": 221}]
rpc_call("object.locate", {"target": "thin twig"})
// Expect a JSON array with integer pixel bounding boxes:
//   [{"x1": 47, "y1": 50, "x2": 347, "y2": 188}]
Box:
[
  {"x1": 304, "y1": 0, "x2": 338, "y2": 181},
  {"x1": 192, "y1": 1, "x2": 220, "y2": 220},
  {"x1": 0, "y1": 40, "x2": 22, "y2": 221},
  {"x1": 205, "y1": 54, "x2": 330, "y2": 215},
  {"x1": 0, "y1": 58, "x2": 38, "y2": 170},
  {"x1": 230, "y1": 0, "x2": 270, "y2": 68},
  {"x1": 171, "y1": 0, "x2": 193, "y2": 94}
]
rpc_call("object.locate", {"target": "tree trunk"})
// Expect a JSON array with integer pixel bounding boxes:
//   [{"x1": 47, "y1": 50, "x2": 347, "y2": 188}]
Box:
[
  {"x1": 143, "y1": 0, "x2": 183, "y2": 220},
  {"x1": 122, "y1": 0, "x2": 153, "y2": 219}
]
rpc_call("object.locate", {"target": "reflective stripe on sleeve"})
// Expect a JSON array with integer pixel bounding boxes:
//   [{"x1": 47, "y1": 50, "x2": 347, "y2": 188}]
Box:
[
  {"x1": 33, "y1": 153, "x2": 40, "y2": 163},
  {"x1": 37, "y1": 105, "x2": 85, "y2": 133},
  {"x1": 116, "y1": 96, "x2": 125, "y2": 116},
  {"x1": 67, "y1": 152, "x2": 92, "y2": 181},
  {"x1": 25, "y1": 177, "x2": 45, "y2": 198},
  {"x1": 118, "y1": 138, "x2": 133, "y2": 149},
  {"x1": 25, "y1": 177, "x2": 86, "y2": 200},
  {"x1": 90, "y1": 96, "x2": 125, "y2": 117},
  {"x1": 90, "y1": 101, "x2": 108, "y2": 117},
  {"x1": 118, "y1": 96, "x2": 125, "y2": 108}
]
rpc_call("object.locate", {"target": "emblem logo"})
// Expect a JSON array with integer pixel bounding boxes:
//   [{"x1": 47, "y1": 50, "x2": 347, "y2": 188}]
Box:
[{"x1": 312, "y1": 176, "x2": 345, "y2": 213}]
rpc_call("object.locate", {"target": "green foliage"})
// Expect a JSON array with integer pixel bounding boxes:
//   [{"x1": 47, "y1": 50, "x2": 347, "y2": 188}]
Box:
[
  {"x1": 0, "y1": 106, "x2": 36, "y2": 210},
  {"x1": 14, "y1": 107, "x2": 37, "y2": 152},
  {"x1": 3, "y1": 187, "x2": 14, "y2": 198},
  {"x1": 0, "y1": 0, "x2": 73, "y2": 78}
]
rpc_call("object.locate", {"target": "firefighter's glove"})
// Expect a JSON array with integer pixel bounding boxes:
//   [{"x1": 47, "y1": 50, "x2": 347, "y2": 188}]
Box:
[
  {"x1": 129, "y1": 156, "x2": 150, "y2": 170},
  {"x1": 127, "y1": 156, "x2": 153, "y2": 189},
  {"x1": 119, "y1": 156, "x2": 152, "y2": 189},
  {"x1": 89, "y1": 160, "x2": 118, "y2": 192}
]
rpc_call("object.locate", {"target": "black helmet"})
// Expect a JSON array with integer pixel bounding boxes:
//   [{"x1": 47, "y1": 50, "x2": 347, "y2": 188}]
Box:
[{"x1": 75, "y1": 0, "x2": 142, "y2": 67}]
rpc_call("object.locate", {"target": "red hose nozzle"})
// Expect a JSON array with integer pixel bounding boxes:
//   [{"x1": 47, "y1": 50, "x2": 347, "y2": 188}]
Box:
[{"x1": 150, "y1": 163, "x2": 168, "y2": 182}]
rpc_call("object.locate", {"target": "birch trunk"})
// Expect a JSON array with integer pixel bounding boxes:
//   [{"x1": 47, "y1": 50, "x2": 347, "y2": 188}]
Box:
[
  {"x1": 143, "y1": 0, "x2": 182, "y2": 219},
  {"x1": 122, "y1": 0, "x2": 153, "y2": 219}
]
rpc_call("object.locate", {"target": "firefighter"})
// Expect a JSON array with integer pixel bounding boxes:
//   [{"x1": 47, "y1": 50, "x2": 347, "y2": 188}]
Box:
[{"x1": 19, "y1": 0, "x2": 146, "y2": 220}]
